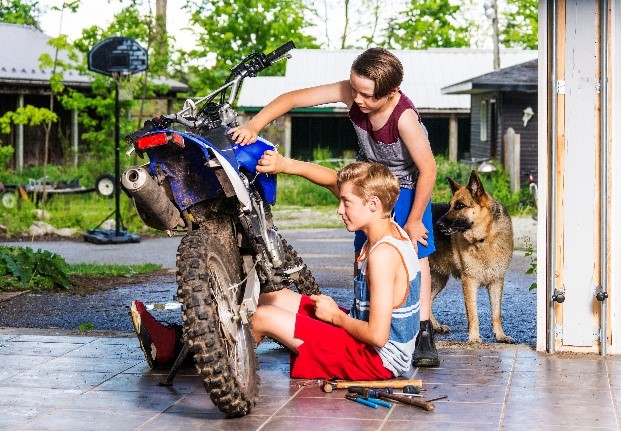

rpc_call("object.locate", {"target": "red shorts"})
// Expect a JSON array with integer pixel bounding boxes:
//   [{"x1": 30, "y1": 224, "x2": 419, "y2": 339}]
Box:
[{"x1": 290, "y1": 295, "x2": 393, "y2": 380}]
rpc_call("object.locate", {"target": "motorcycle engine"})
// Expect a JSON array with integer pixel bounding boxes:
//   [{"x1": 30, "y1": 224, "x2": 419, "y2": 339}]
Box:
[{"x1": 266, "y1": 228, "x2": 285, "y2": 268}]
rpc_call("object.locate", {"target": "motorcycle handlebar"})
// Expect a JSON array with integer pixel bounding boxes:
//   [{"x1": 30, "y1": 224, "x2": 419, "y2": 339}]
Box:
[{"x1": 265, "y1": 41, "x2": 296, "y2": 63}]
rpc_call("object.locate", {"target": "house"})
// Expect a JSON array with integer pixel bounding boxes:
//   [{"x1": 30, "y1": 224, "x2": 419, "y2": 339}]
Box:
[
  {"x1": 442, "y1": 59, "x2": 538, "y2": 184},
  {"x1": 0, "y1": 23, "x2": 187, "y2": 170},
  {"x1": 236, "y1": 48, "x2": 536, "y2": 161}
]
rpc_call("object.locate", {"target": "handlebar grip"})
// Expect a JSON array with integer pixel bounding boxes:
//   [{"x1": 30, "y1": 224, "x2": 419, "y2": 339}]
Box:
[{"x1": 265, "y1": 41, "x2": 296, "y2": 63}]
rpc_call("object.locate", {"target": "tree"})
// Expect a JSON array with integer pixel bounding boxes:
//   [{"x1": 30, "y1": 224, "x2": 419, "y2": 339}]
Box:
[
  {"x1": 501, "y1": 0, "x2": 537, "y2": 50},
  {"x1": 0, "y1": 0, "x2": 40, "y2": 27},
  {"x1": 180, "y1": 0, "x2": 319, "y2": 95},
  {"x1": 385, "y1": 0, "x2": 469, "y2": 49}
]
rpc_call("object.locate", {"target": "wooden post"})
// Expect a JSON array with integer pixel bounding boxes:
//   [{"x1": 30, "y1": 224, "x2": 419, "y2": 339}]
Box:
[
  {"x1": 503, "y1": 127, "x2": 520, "y2": 193},
  {"x1": 284, "y1": 115, "x2": 292, "y2": 158},
  {"x1": 448, "y1": 113, "x2": 458, "y2": 162}
]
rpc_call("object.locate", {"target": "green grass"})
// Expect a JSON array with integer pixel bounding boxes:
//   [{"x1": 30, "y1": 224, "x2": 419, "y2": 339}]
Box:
[
  {"x1": 69, "y1": 263, "x2": 162, "y2": 277},
  {"x1": 0, "y1": 157, "x2": 537, "y2": 239}
]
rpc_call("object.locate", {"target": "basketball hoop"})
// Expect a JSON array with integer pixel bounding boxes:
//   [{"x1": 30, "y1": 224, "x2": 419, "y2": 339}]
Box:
[
  {"x1": 112, "y1": 72, "x2": 137, "y2": 101},
  {"x1": 85, "y1": 37, "x2": 147, "y2": 244}
]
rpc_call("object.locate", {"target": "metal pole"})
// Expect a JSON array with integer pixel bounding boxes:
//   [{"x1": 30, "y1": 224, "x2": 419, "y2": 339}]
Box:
[
  {"x1": 114, "y1": 74, "x2": 121, "y2": 237},
  {"x1": 599, "y1": 0, "x2": 609, "y2": 356},
  {"x1": 547, "y1": 0, "x2": 558, "y2": 354},
  {"x1": 492, "y1": 0, "x2": 500, "y2": 70}
]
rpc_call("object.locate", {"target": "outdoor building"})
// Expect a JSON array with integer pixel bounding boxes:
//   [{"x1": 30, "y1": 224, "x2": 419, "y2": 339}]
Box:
[
  {"x1": 442, "y1": 59, "x2": 538, "y2": 185},
  {"x1": 538, "y1": 0, "x2": 620, "y2": 355},
  {"x1": 0, "y1": 23, "x2": 188, "y2": 171},
  {"x1": 236, "y1": 48, "x2": 536, "y2": 162}
]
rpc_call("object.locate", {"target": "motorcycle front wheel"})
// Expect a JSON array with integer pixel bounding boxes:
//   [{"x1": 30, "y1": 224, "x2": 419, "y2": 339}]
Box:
[{"x1": 176, "y1": 226, "x2": 259, "y2": 418}]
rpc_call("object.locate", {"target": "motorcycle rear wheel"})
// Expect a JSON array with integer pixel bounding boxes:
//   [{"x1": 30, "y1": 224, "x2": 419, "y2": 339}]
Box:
[{"x1": 176, "y1": 227, "x2": 259, "y2": 418}]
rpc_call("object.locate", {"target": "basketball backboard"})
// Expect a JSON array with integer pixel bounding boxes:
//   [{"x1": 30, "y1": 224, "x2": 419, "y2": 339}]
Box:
[{"x1": 88, "y1": 37, "x2": 148, "y2": 76}]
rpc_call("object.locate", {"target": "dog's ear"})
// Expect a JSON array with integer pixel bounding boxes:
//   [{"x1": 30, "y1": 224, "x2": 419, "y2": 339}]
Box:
[
  {"x1": 447, "y1": 177, "x2": 462, "y2": 195},
  {"x1": 467, "y1": 170, "x2": 486, "y2": 200}
]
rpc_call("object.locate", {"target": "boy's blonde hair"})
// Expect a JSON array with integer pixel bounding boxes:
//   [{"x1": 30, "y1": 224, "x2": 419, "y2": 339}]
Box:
[
  {"x1": 351, "y1": 47, "x2": 403, "y2": 99},
  {"x1": 337, "y1": 162, "x2": 400, "y2": 218}
]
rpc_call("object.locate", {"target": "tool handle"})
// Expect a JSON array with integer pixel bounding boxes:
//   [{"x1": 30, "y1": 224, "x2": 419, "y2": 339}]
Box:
[
  {"x1": 333, "y1": 379, "x2": 422, "y2": 390},
  {"x1": 378, "y1": 393, "x2": 435, "y2": 411},
  {"x1": 347, "y1": 396, "x2": 378, "y2": 409},
  {"x1": 368, "y1": 397, "x2": 392, "y2": 408}
]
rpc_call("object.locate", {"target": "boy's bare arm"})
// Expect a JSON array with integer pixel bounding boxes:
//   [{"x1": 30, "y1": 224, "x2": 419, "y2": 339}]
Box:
[
  {"x1": 398, "y1": 110, "x2": 437, "y2": 247},
  {"x1": 311, "y1": 244, "x2": 398, "y2": 348},
  {"x1": 229, "y1": 81, "x2": 353, "y2": 145},
  {"x1": 256, "y1": 150, "x2": 339, "y2": 196}
]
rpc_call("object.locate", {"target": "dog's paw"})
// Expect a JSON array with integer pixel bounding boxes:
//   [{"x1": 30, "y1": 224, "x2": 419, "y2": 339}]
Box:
[
  {"x1": 496, "y1": 334, "x2": 515, "y2": 344},
  {"x1": 468, "y1": 334, "x2": 482, "y2": 343},
  {"x1": 433, "y1": 323, "x2": 450, "y2": 334}
]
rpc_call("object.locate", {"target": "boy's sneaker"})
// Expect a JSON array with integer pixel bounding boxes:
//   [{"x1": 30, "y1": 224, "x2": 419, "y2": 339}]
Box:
[
  {"x1": 130, "y1": 300, "x2": 182, "y2": 369},
  {"x1": 412, "y1": 319, "x2": 440, "y2": 367}
]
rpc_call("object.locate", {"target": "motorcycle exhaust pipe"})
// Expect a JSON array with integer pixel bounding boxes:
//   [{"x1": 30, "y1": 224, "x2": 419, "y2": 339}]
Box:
[{"x1": 121, "y1": 166, "x2": 185, "y2": 231}]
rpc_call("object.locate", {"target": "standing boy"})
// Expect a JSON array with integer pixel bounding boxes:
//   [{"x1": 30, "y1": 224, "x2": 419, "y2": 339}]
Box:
[
  {"x1": 229, "y1": 47, "x2": 439, "y2": 366},
  {"x1": 251, "y1": 162, "x2": 420, "y2": 379}
]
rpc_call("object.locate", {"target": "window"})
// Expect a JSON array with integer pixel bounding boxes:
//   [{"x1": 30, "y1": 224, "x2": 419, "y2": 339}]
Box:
[{"x1": 480, "y1": 101, "x2": 488, "y2": 141}]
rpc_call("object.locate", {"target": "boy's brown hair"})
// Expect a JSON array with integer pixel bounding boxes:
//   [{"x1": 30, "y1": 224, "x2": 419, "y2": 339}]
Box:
[
  {"x1": 337, "y1": 162, "x2": 400, "y2": 218},
  {"x1": 351, "y1": 47, "x2": 403, "y2": 99}
]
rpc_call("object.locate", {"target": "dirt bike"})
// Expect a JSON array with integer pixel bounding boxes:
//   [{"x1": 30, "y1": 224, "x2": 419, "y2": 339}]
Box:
[{"x1": 122, "y1": 41, "x2": 319, "y2": 418}]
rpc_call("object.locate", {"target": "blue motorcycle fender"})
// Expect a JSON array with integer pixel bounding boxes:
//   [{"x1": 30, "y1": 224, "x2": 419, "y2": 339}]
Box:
[{"x1": 234, "y1": 137, "x2": 277, "y2": 205}]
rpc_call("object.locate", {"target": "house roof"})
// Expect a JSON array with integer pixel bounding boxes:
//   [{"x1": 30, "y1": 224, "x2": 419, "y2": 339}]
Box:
[
  {"x1": 0, "y1": 22, "x2": 188, "y2": 93},
  {"x1": 236, "y1": 48, "x2": 537, "y2": 114},
  {"x1": 441, "y1": 58, "x2": 538, "y2": 95}
]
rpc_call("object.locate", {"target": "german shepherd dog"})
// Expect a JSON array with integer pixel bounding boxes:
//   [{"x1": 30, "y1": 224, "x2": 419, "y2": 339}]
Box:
[{"x1": 429, "y1": 170, "x2": 514, "y2": 343}]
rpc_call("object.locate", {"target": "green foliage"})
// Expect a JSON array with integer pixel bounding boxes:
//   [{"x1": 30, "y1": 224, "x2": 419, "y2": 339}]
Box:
[
  {"x1": 0, "y1": 245, "x2": 71, "y2": 290},
  {"x1": 385, "y1": 0, "x2": 469, "y2": 49},
  {"x1": 180, "y1": 0, "x2": 319, "y2": 95},
  {"x1": 524, "y1": 240, "x2": 537, "y2": 290},
  {"x1": 501, "y1": 0, "x2": 538, "y2": 50},
  {"x1": 0, "y1": 0, "x2": 40, "y2": 27},
  {"x1": 276, "y1": 174, "x2": 338, "y2": 207},
  {"x1": 432, "y1": 155, "x2": 536, "y2": 216},
  {"x1": 78, "y1": 322, "x2": 95, "y2": 331},
  {"x1": 0, "y1": 105, "x2": 58, "y2": 134},
  {"x1": 0, "y1": 145, "x2": 14, "y2": 169}
]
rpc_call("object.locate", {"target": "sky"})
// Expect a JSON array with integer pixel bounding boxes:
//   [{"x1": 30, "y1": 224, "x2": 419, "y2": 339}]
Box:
[{"x1": 38, "y1": 0, "x2": 195, "y2": 47}]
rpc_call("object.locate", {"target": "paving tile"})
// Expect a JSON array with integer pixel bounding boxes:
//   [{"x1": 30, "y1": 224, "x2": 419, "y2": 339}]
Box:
[
  {"x1": 37, "y1": 356, "x2": 140, "y2": 373},
  {"x1": 64, "y1": 389, "x2": 184, "y2": 413},
  {"x1": 416, "y1": 382, "x2": 506, "y2": 403},
  {"x1": 502, "y1": 401, "x2": 617, "y2": 428},
  {"x1": 4, "y1": 369, "x2": 117, "y2": 390},
  {"x1": 507, "y1": 384, "x2": 614, "y2": 407},
  {"x1": 0, "y1": 406, "x2": 44, "y2": 430},
  {"x1": 0, "y1": 340, "x2": 85, "y2": 356},
  {"x1": 387, "y1": 400, "x2": 502, "y2": 425},
  {"x1": 501, "y1": 425, "x2": 619, "y2": 431},
  {"x1": 19, "y1": 409, "x2": 157, "y2": 431},
  {"x1": 0, "y1": 354, "x2": 56, "y2": 371},
  {"x1": 142, "y1": 411, "x2": 269, "y2": 431},
  {"x1": 510, "y1": 369, "x2": 611, "y2": 389},
  {"x1": 383, "y1": 421, "x2": 492, "y2": 431},
  {"x1": 93, "y1": 371, "x2": 202, "y2": 394},
  {"x1": 273, "y1": 396, "x2": 391, "y2": 420},
  {"x1": 260, "y1": 416, "x2": 384, "y2": 431},
  {"x1": 0, "y1": 386, "x2": 82, "y2": 408},
  {"x1": 415, "y1": 367, "x2": 512, "y2": 386}
]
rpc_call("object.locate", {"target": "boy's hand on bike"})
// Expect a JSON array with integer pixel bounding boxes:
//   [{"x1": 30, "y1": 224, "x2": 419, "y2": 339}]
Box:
[
  {"x1": 228, "y1": 124, "x2": 259, "y2": 145},
  {"x1": 256, "y1": 150, "x2": 289, "y2": 174}
]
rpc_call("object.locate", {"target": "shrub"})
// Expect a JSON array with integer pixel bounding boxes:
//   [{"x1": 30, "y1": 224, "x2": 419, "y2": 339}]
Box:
[{"x1": 0, "y1": 245, "x2": 71, "y2": 290}]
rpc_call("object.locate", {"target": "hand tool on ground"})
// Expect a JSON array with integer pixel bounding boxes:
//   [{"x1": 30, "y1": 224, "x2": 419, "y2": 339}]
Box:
[
  {"x1": 322, "y1": 379, "x2": 422, "y2": 393},
  {"x1": 375, "y1": 392, "x2": 435, "y2": 411},
  {"x1": 348, "y1": 387, "x2": 392, "y2": 397},
  {"x1": 425, "y1": 395, "x2": 448, "y2": 402},
  {"x1": 345, "y1": 393, "x2": 392, "y2": 409},
  {"x1": 345, "y1": 394, "x2": 378, "y2": 409}
]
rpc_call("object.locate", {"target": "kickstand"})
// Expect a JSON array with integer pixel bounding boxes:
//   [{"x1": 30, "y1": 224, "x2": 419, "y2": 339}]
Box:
[{"x1": 159, "y1": 343, "x2": 190, "y2": 387}]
